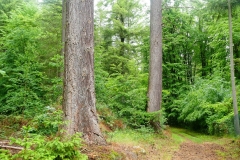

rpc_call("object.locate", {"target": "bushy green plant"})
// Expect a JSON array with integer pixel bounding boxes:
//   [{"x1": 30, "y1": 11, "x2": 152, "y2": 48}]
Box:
[
  {"x1": 176, "y1": 77, "x2": 233, "y2": 134},
  {"x1": 44, "y1": 54, "x2": 64, "y2": 104},
  {"x1": 95, "y1": 54, "x2": 168, "y2": 129},
  {"x1": 0, "y1": 132, "x2": 87, "y2": 160},
  {"x1": 22, "y1": 107, "x2": 63, "y2": 135},
  {"x1": 208, "y1": 112, "x2": 235, "y2": 136},
  {"x1": 0, "y1": 2, "x2": 48, "y2": 116},
  {"x1": 104, "y1": 71, "x2": 150, "y2": 128}
]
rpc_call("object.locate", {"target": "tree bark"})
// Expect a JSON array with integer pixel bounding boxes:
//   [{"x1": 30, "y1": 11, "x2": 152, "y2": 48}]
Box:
[
  {"x1": 63, "y1": 0, "x2": 106, "y2": 145},
  {"x1": 228, "y1": 0, "x2": 240, "y2": 135},
  {"x1": 147, "y1": 0, "x2": 163, "y2": 113}
]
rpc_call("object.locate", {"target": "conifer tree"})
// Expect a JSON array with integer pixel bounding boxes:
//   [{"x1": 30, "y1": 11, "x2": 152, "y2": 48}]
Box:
[
  {"x1": 63, "y1": 0, "x2": 106, "y2": 145},
  {"x1": 147, "y1": 0, "x2": 163, "y2": 130}
]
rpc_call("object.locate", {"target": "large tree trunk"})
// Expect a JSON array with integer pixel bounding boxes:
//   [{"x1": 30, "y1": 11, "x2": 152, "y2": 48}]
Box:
[
  {"x1": 147, "y1": 0, "x2": 163, "y2": 112},
  {"x1": 63, "y1": 0, "x2": 106, "y2": 145}
]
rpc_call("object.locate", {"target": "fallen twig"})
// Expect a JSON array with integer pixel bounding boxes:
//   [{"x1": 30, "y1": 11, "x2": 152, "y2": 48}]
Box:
[
  {"x1": 0, "y1": 144, "x2": 23, "y2": 150},
  {"x1": 0, "y1": 142, "x2": 24, "y2": 150}
]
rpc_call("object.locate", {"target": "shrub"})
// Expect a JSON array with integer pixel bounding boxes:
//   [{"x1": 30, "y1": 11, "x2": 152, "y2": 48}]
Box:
[
  {"x1": 0, "y1": 132, "x2": 87, "y2": 160},
  {"x1": 22, "y1": 106, "x2": 63, "y2": 136},
  {"x1": 176, "y1": 77, "x2": 234, "y2": 134}
]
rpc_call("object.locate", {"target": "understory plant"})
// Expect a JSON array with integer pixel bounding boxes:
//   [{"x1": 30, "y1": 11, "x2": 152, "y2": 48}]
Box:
[
  {"x1": 174, "y1": 76, "x2": 236, "y2": 135},
  {"x1": 0, "y1": 132, "x2": 87, "y2": 160}
]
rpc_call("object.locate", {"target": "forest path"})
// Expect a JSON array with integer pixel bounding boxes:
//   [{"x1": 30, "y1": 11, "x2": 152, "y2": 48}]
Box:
[
  {"x1": 172, "y1": 140, "x2": 226, "y2": 160},
  {"x1": 170, "y1": 128, "x2": 234, "y2": 160},
  {"x1": 105, "y1": 127, "x2": 239, "y2": 160}
]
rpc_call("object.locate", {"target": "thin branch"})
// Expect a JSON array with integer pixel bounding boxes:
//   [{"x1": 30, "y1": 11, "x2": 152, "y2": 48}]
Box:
[{"x1": 0, "y1": 144, "x2": 24, "y2": 150}]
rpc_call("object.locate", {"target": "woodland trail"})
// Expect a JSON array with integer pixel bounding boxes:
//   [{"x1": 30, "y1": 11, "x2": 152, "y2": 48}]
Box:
[
  {"x1": 172, "y1": 141, "x2": 227, "y2": 160},
  {"x1": 105, "y1": 127, "x2": 240, "y2": 160},
  {"x1": 170, "y1": 128, "x2": 231, "y2": 160},
  {"x1": 137, "y1": 132, "x2": 231, "y2": 160}
]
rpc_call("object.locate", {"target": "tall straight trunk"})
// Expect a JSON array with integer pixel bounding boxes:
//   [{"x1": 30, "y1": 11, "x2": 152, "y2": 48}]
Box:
[
  {"x1": 228, "y1": 0, "x2": 240, "y2": 135},
  {"x1": 147, "y1": 0, "x2": 163, "y2": 113},
  {"x1": 63, "y1": 0, "x2": 106, "y2": 145}
]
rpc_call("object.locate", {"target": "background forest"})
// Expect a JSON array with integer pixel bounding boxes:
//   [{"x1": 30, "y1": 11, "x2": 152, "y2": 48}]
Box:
[{"x1": 1, "y1": 0, "x2": 240, "y2": 158}]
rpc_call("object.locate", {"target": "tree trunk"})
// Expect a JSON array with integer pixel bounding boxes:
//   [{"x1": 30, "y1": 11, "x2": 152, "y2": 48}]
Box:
[
  {"x1": 147, "y1": 0, "x2": 163, "y2": 112},
  {"x1": 147, "y1": 0, "x2": 163, "y2": 131},
  {"x1": 63, "y1": 0, "x2": 106, "y2": 145},
  {"x1": 228, "y1": 0, "x2": 240, "y2": 135}
]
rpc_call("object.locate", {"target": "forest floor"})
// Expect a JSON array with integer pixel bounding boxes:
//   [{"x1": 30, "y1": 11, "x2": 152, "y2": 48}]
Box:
[
  {"x1": 83, "y1": 127, "x2": 240, "y2": 160},
  {"x1": 1, "y1": 127, "x2": 240, "y2": 159}
]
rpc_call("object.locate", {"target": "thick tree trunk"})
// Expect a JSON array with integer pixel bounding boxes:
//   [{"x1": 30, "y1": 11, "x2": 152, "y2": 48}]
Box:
[
  {"x1": 147, "y1": 0, "x2": 163, "y2": 112},
  {"x1": 63, "y1": 0, "x2": 106, "y2": 145}
]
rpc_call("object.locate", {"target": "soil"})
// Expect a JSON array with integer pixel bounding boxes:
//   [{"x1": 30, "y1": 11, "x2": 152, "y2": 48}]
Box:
[{"x1": 172, "y1": 141, "x2": 228, "y2": 160}]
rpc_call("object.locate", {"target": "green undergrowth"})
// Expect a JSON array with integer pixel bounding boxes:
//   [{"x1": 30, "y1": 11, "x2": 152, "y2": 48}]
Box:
[
  {"x1": 0, "y1": 109, "x2": 88, "y2": 160},
  {"x1": 0, "y1": 132, "x2": 88, "y2": 160},
  {"x1": 107, "y1": 128, "x2": 157, "y2": 145},
  {"x1": 107, "y1": 127, "x2": 222, "y2": 145},
  {"x1": 171, "y1": 127, "x2": 220, "y2": 144},
  {"x1": 106, "y1": 127, "x2": 240, "y2": 159},
  {"x1": 106, "y1": 127, "x2": 181, "y2": 160}
]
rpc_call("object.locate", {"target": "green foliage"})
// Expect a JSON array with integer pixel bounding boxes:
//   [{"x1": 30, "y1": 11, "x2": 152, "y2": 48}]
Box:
[
  {"x1": 0, "y1": 133, "x2": 87, "y2": 160},
  {"x1": 38, "y1": 0, "x2": 63, "y2": 79},
  {"x1": 104, "y1": 72, "x2": 149, "y2": 128},
  {"x1": 0, "y1": 2, "x2": 49, "y2": 116},
  {"x1": 0, "y1": 107, "x2": 63, "y2": 138},
  {"x1": 95, "y1": 0, "x2": 145, "y2": 75},
  {"x1": 44, "y1": 54, "x2": 63, "y2": 104},
  {"x1": 23, "y1": 107, "x2": 63, "y2": 135},
  {"x1": 1, "y1": 0, "x2": 240, "y2": 139},
  {"x1": 98, "y1": 68, "x2": 167, "y2": 129},
  {"x1": 0, "y1": 70, "x2": 6, "y2": 77},
  {"x1": 95, "y1": 47, "x2": 168, "y2": 129},
  {"x1": 175, "y1": 77, "x2": 234, "y2": 135},
  {"x1": 0, "y1": 1, "x2": 64, "y2": 116}
]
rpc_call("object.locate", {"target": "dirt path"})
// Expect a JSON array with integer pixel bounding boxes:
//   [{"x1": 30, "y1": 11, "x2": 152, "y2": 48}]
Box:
[
  {"x1": 133, "y1": 128, "x2": 237, "y2": 160},
  {"x1": 172, "y1": 141, "x2": 227, "y2": 160}
]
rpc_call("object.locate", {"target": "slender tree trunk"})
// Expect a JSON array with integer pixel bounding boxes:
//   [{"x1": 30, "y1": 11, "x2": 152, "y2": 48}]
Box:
[
  {"x1": 63, "y1": 0, "x2": 106, "y2": 145},
  {"x1": 147, "y1": 0, "x2": 162, "y2": 112},
  {"x1": 147, "y1": 0, "x2": 162, "y2": 130},
  {"x1": 228, "y1": 0, "x2": 240, "y2": 135}
]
